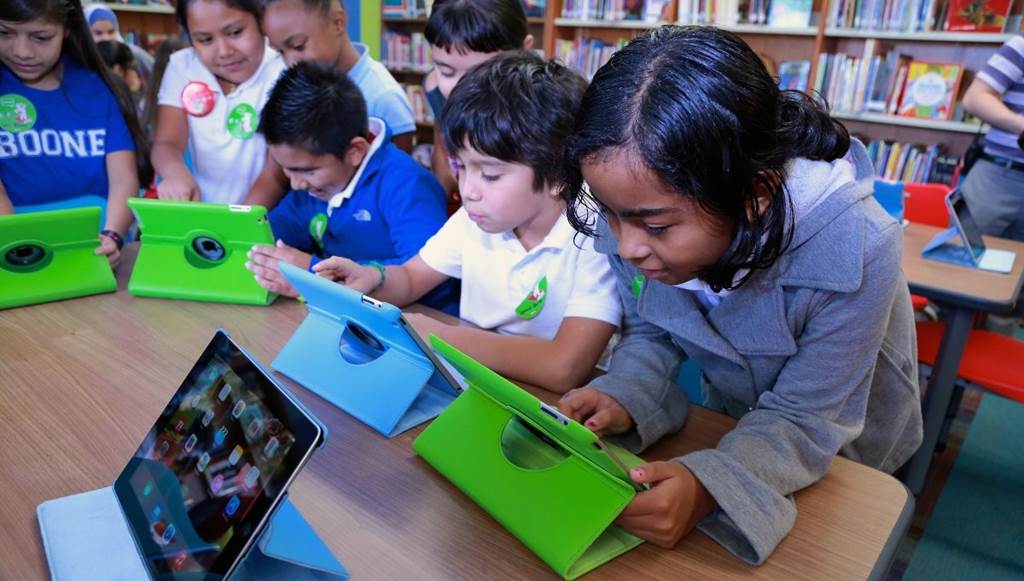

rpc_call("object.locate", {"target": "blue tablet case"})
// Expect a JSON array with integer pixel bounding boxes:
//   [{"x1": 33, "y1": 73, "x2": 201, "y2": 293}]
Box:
[
  {"x1": 272, "y1": 262, "x2": 460, "y2": 438},
  {"x1": 37, "y1": 486, "x2": 348, "y2": 580}
]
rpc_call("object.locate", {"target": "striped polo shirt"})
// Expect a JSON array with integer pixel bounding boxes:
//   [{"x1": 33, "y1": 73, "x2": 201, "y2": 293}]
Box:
[{"x1": 977, "y1": 34, "x2": 1024, "y2": 162}]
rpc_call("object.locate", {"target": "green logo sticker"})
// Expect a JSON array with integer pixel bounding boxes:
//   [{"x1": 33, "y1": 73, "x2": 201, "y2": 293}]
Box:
[
  {"x1": 308, "y1": 213, "x2": 328, "y2": 251},
  {"x1": 0, "y1": 94, "x2": 37, "y2": 133},
  {"x1": 226, "y1": 103, "x2": 257, "y2": 140},
  {"x1": 630, "y1": 274, "x2": 645, "y2": 299},
  {"x1": 515, "y1": 275, "x2": 548, "y2": 320}
]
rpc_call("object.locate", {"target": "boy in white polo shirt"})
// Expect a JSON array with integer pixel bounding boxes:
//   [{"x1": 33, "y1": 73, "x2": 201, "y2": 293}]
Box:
[{"x1": 313, "y1": 52, "x2": 622, "y2": 393}]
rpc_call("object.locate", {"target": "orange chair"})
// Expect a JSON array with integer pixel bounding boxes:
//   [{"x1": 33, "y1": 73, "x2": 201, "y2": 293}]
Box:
[
  {"x1": 917, "y1": 321, "x2": 1024, "y2": 404},
  {"x1": 904, "y1": 183, "x2": 951, "y2": 315}
]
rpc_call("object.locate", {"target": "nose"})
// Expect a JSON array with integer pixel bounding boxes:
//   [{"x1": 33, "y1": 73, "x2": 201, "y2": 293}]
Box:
[
  {"x1": 12, "y1": 35, "x2": 33, "y2": 60},
  {"x1": 616, "y1": 223, "x2": 653, "y2": 263},
  {"x1": 289, "y1": 175, "x2": 308, "y2": 192},
  {"x1": 459, "y1": 174, "x2": 481, "y2": 202},
  {"x1": 215, "y1": 36, "x2": 234, "y2": 60}
]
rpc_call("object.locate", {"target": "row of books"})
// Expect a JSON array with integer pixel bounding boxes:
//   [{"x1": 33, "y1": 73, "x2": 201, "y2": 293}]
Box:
[
  {"x1": 382, "y1": 31, "x2": 432, "y2": 73},
  {"x1": 865, "y1": 139, "x2": 960, "y2": 184},
  {"x1": 828, "y1": 0, "x2": 1015, "y2": 32},
  {"x1": 402, "y1": 84, "x2": 435, "y2": 126},
  {"x1": 814, "y1": 42, "x2": 966, "y2": 121},
  {"x1": 384, "y1": 0, "x2": 544, "y2": 18},
  {"x1": 677, "y1": 0, "x2": 814, "y2": 26},
  {"x1": 560, "y1": 0, "x2": 671, "y2": 21},
  {"x1": 553, "y1": 38, "x2": 628, "y2": 80}
]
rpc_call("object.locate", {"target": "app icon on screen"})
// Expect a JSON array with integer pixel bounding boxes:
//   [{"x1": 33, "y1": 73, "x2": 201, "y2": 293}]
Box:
[
  {"x1": 211, "y1": 474, "x2": 225, "y2": 494},
  {"x1": 264, "y1": 437, "x2": 279, "y2": 457},
  {"x1": 232, "y1": 401, "x2": 245, "y2": 418},
  {"x1": 174, "y1": 419, "x2": 185, "y2": 434},
  {"x1": 229, "y1": 445, "x2": 243, "y2": 465},
  {"x1": 190, "y1": 394, "x2": 202, "y2": 409},
  {"x1": 184, "y1": 434, "x2": 198, "y2": 453},
  {"x1": 150, "y1": 502, "x2": 164, "y2": 522},
  {"x1": 173, "y1": 549, "x2": 189, "y2": 571},
  {"x1": 156, "y1": 440, "x2": 170, "y2": 458},
  {"x1": 202, "y1": 409, "x2": 215, "y2": 427},
  {"x1": 162, "y1": 524, "x2": 176, "y2": 545},
  {"x1": 225, "y1": 495, "x2": 240, "y2": 518},
  {"x1": 214, "y1": 426, "x2": 229, "y2": 446},
  {"x1": 197, "y1": 452, "x2": 210, "y2": 473},
  {"x1": 218, "y1": 385, "x2": 231, "y2": 401},
  {"x1": 244, "y1": 466, "x2": 260, "y2": 489},
  {"x1": 142, "y1": 482, "x2": 154, "y2": 497},
  {"x1": 246, "y1": 418, "x2": 262, "y2": 439}
]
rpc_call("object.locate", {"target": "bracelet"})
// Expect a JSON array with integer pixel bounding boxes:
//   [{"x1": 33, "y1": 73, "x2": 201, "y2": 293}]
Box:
[
  {"x1": 367, "y1": 261, "x2": 386, "y2": 294},
  {"x1": 100, "y1": 229, "x2": 125, "y2": 250}
]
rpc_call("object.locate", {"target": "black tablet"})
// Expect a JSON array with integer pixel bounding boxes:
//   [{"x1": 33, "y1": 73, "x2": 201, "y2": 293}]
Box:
[{"x1": 113, "y1": 330, "x2": 323, "y2": 579}]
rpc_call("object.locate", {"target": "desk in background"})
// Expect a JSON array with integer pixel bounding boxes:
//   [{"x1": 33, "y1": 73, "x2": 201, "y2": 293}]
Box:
[
  {"x1": 0, "y1": 246, "x2": 911, "y2": 579},
  {"x1": 901, "y1": 224, "x2": 1024, "y2": 494}
]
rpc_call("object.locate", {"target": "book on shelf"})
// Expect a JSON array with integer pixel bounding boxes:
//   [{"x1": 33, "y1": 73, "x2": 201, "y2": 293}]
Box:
[
  {"x1": 554, "y1": 37, "x2": 628, "y2": 80},
  {"x1": 561, "y1": 0, "x2": 672, "y2": 22},
  {"x1": 383, "y1": 0, "x2": 430, "y2": 18},
  {"x1": 778, "y1": 60, "x2": 811, "y2": 91},
  {"x1": 945, "y1": 0, "x2": 1011, "y2": 31},
  {"x1": 382, "y1": 30, "x2": 432, "y2": 72},
  {"x1": 677, "y1": 0, "x2": 749, "y2": 24},
  {"x1": 897, "y1": 61, "x2": 964, "y2": 121},
  {"x1": 521, "y1": 0, "x2": 547, "y2": 18},
  {"x1": 402, "y1": 84, "x2": 434, "y2": 126},
  {"x1": 864, "y1": 139, "x2": 960, "y2": 184},
  {"x1": 768, "y1": 0, "x2": 813, "y2": 26}
]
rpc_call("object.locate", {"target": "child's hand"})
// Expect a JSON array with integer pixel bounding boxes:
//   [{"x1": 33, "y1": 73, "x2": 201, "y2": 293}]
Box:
[
  {"x1": 615, "y1": 461, "x2": 716, "y2": 548},
  {"x1": 403, "y1": 312, "x2": 449, "y2": 341},
  {"x1": 95, "y1": 234, "x2": 121, "y2": 269},
  {"x1": 558, "y1": 387, "x2": 634, "y2": 436},
  {"x1": 245, "y1": 240, "x2": 310, "y2": 297},
  {"x1": 156, "y1": 174, "x2": 200, "y2": 201},
  {"x1": 312, "y1": 257, "x2": 380, "y2": 293}
]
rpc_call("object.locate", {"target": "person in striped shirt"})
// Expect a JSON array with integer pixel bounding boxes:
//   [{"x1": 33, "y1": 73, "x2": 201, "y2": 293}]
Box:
[{"x1": 961, "y1": 34, "x2": 1024, "y2": 241}]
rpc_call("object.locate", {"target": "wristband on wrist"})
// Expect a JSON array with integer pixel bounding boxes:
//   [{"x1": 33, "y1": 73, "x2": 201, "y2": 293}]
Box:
[
  {"x1": 100, "y1": 229, "x2": 125, "y2": 250},
  {"x1": 367, "y1": 261, "x2": 386, "y2": 294}
]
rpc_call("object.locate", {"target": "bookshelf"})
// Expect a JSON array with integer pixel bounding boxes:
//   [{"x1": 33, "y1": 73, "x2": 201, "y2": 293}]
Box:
[{"x1": 98, "y1": 3, "x2": 179, "y2": 53}]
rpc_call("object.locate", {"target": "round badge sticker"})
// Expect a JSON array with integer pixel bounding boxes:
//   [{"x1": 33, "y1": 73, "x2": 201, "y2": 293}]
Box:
[
  {"x1": 0, "y1": 94, "x2": 37, "y2": 133},
  {"x1": 630, "y1": 274, "x2": 645, "y2": 299},
  {"x1": 226, "y1": 103, "x2": 257, "y2": 140},
  {"x1": 308, "y1": 213, "x2": 328, "y2": 251},
  {"x1": 181, "y1": 81, "x2": 215, "y2": 117}
]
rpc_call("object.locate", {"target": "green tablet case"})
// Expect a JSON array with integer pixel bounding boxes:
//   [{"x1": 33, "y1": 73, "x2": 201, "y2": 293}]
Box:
[
  {"x1": 413, "y1": 337, "x2": 645, "y2": 580},
  {"x1": 0, "y1": 207, "x2": 116, "y2": 310},
  {"x1": 128, "y1": 199, "x2": 276, "y2": 305}
]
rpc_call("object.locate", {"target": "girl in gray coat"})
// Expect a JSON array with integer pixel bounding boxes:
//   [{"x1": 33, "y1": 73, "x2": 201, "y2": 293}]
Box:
[{"x1": 559, "y1": 26, "x2": 923, "y2": 564}]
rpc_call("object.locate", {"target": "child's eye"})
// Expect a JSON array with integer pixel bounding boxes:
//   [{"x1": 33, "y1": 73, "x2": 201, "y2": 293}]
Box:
[
  {"x1": 32, "y1": 34, "x2": 54, "y2": 43},
  {"x1": 644, "y1": 224, "x2": 669, "y2": 235},
  {"x1": 481, "y1": 173, "x2": 501, "y2": 183},
  {"x1": 229, "y1": 28, "x2": 243, "y2": 37}
]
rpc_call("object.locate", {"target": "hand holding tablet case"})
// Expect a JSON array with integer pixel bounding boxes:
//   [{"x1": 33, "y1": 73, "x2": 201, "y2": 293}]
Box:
[
  {"x1": 273, "y1": 262, "x2": 460, "y2": 437},
  {"x1": 37, "y1": 487, "x2": 347, "y2": 580},
  {"x1": 0, "y1": 207, "x2": 116, "y2": 309},
  {"x1": 413, "y1": 337, "x2": 645, "y2": 580},
  {"x1": 127, "y1": 198, "x2": 277, "y2": 305}
]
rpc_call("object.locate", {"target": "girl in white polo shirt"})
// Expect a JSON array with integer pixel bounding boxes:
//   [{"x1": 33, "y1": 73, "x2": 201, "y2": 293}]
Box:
[
  {"x1": 151, "y1": 0, "x2": 285, "y2": 204},
  {"x1": 313, "y1": 53, "x2": 622, "y2": 394}
]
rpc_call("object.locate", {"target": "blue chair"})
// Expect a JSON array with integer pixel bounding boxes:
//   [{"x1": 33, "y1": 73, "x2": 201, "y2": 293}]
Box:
[{"x1": 873, "y1": 179, "x2": 905, "y2": 223}]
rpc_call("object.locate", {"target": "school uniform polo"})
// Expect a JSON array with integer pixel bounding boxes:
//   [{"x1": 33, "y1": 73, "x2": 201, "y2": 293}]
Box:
[
  {"x1": 0, "y1": 56, "x2": 133, "y2": 206},
  {"x1": 348, "y1": 43, "x2": 415, "y2": 137},
  {"x1": 418, "y1": 208, "x2": 622, "y2": 338},
  {"x1": 157, "y1": 44, "x2": 286, "y2": 204}
]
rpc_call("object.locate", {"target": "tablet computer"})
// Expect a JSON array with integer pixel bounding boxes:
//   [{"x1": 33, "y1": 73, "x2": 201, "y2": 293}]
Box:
[
  {"x1": 0, "y1": 206, "x2": 116, "y2": 309},
  {"x1": 112, "y1": 330, "x2": 324, "y2": 579},
  {"x1": 278, "y1": 261, "x2": 464, "y2": 395},
  {"x1": 945, "y1": 188, "x2": 1015, "y2": 273},
  {"x1": 429, "y1": 335, "x2": 644, "y2": 490},
  {"x1": 128, "y1": 198, "x2": 277, "y2": 305}
]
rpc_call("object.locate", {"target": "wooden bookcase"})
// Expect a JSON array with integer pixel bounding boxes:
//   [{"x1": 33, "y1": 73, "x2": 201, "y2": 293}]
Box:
[{"x1": 101, "y1": 3, "x2": 179, "y2": 52}]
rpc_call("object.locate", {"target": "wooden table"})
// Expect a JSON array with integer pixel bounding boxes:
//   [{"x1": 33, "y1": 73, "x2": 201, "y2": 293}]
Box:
[
  {"x1": 0, "y1": 248, "x2": 911, "y2": 580},
  {"x1": 901, "y1": 223, "x2": 1024, "y2": 494}
]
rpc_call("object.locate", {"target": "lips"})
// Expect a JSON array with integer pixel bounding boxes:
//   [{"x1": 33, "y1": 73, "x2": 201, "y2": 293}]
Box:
[{"x1": 10, "y1": 62, "x2": 39, "y2": 73}]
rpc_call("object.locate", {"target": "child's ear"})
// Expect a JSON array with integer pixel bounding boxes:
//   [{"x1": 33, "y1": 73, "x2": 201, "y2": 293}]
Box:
[
  {"x1": 331, "y1": 6, "x2": 347, "y2": 35},
  {"x1": 748, "y1": 172, "x2": 779, "y2": 220},
  {"x1": 344, "y1": 137, "x2": 370, "y2": 168},
  {"x1": 522, "y1": 34, "x2": 535, "y2": 50}
]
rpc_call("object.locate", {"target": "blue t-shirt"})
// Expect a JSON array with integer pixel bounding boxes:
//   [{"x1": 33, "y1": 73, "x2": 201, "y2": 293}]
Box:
[
  {"x1": 348, "y1": 43, "x2": 416, "y2": 137},
  {"x1": 0, "y1": 57, "x2": 134, "y2": 207}
]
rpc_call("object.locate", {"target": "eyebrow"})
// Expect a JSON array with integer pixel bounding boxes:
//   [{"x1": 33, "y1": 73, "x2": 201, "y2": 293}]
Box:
[
  {"x1": 619, "y1": 207, "x2": 679, "y2": 219},
  {"x1": 283, "y1": 165, "x2": 317, "y2": 172}
]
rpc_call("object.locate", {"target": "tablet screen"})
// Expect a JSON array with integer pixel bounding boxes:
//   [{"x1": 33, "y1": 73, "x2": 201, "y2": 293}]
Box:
[
  {"x1": 113, "y1": 331, "x2": 322, "y2": 579},
  {"x1": 950, "y1": 190, "x2": 985, "y2": 260}
]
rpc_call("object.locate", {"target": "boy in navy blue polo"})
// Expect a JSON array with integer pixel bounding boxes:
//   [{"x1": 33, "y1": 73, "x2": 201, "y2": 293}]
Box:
[{"x1": 245, "y1": 61, "x2": 454, "y2": 310}]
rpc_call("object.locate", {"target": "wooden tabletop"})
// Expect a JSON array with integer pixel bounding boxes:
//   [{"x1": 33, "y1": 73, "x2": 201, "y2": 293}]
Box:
[
  {"x1": 903, "y1": 223, "x2": 1024, "y2": 313},
  {"x1": 0, "y1": 248, "x2": 911, "y2": 580}
]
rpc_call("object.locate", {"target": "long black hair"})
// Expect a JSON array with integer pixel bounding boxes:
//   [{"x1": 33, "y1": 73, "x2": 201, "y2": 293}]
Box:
[
  {"x1": 1, "y1": 0, "x2": 152, "y2": 186},
  {"x1": 425, "y1": 0, "x2": 527, "y2": 54},
  {"x1": 565, "y1": 25, "x2": 850, "y2": 291}
]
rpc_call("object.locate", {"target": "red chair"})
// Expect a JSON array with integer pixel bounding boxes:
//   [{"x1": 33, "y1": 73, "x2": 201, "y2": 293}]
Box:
[
  {"x1": 916, "y1": 321, "x2": 1024, "y2": 404},
  {"x1": 904, "y1": 183, "x2": 951, "y2": 315}
]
